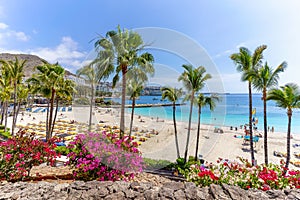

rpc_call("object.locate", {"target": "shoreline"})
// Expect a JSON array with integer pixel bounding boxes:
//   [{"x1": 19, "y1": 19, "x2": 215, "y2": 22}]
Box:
[{"x1": 7, "y1": 106, "x2": 300, "y2": 169}]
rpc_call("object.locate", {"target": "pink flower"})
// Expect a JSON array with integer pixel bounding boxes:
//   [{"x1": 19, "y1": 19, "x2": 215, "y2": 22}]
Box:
[{"x1": 5, "y1": 154, "x2": 12, "y2": 161}]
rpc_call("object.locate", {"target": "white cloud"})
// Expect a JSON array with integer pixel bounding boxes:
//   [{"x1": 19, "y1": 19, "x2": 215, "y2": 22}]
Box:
[
  {"x1": 29, "y1": 36, "x2": 88, "y2": 71},
  {"x1": 0, "y1": 22, "x2": 30, "y2": 42},
  {"x1": 0, "y1": 36, "x2": 89, "y2": 73},
  {"x1": 0, "y1": 22, "x2": 8, "y2": 29}
]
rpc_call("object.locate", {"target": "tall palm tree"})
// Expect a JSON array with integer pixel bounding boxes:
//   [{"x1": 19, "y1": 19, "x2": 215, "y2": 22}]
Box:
[
  {"x1": 0, "y1": 58, "x2": 26, "y2": 135},
  {"x1": 251, "y1": 61, "x2": 286, "y2": 165},
  {"x1": 127, "y1": 78, "x2": 144, "y2": 137},
  {"x1": 76, "y1": 61, "x2": 113, "y2": 131},
  {"x1": 161, "y1": 86, "x2": 183, "y2": 159},
  {"x1": 178, "y1": 64, "x2": 212, "y2": 163},
  {"x1": 0, "y1": 69, "x2": 12, "y2": 132},
  {"x1": 27, "y1": 63, "x2": 65, "y2": 140},
  {"x1": 267, "y1": 83, "x2": 300, "y2": 170},
  {"x1": 230, "y1": 45, "x2": 267, "y2": 166},
  {"x1": 194, "y1": 94, "x2": 219, "y2": 161},
  {"x1": 95, "y1": 25, "x2": 154, "y2": 137}
]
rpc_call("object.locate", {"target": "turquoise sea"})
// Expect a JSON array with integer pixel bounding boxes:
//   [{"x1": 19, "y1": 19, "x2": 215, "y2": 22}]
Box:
[{"x1": 114, "y1": 94, "x2": 300, "y2": 134}]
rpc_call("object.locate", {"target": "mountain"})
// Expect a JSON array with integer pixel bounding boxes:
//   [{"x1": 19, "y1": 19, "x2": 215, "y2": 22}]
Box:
[{"x1": 0, "y1": 53, "x2": 75, "y2": 77}]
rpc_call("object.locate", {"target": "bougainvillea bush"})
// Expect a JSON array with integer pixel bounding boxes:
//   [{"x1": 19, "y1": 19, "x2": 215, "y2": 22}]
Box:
[
  {"x1": 0, "y1": 130, "x2": 59, "y2": 182},
  {"x1": 181, "y1": 157, "x2": 300, "y2": 190},
  {"x1": 66, "y1": 131, "x2": 143, "y2": 181}
]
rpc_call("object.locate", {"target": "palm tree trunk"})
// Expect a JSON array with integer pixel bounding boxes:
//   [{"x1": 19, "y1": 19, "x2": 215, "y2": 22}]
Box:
[
  {"x1": 129, "y1": 97, "x2": 136, "y2": 137},
  {"x1": 51, "y1": 98, "x2": 59, "y2": 134},
  {"x1": 13, "y1": 101, "x2": 21, "y2": 133},
  {"x1": 195, "y1": 106, "x2": 202, "y2": 161},
  {"x1": 184, "y1": 91, "x2": 194, "y2": 164},
  {"x1": 285, "y1": 110, "x2": 292, "y2": 171},
  {"x1": 46, "y1": 100, "x2": 50, "y2": 138},
  {"x1": 248, "y1": 81, "x2": 255, "y2": 166},
  {"x1": 88, "y1": 83, "x2": 94, "y2": 131},
  {"x1": 0, "y1": 102, "x2": 3, "y2": 127},
  {"x1": 4, "y1": 101, "x2": 8, "y2": 132},
  {"x1": 263, "y1": 89, "x2": 268, "y2": 165},
  {"x1": 48, "y1": 89, "x2": 55, "y2": 140},
  {"x1": 12, "y1": 83, "x2": 17, "y2": 136},
  {"x1": 173, "y1": 103, "x2": 180, "y2": 159},
  {"x1": 120, "y1": 65, "x2": 127, "y2": 138}
]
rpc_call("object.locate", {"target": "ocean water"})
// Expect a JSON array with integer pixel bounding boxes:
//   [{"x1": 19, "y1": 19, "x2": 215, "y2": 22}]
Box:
[{"x1": 112, "y1": 94, "x2": 300, "y2": 134}]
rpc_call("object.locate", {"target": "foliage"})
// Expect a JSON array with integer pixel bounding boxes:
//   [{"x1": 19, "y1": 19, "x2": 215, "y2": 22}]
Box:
[
  {"x1": 0, "y1": 130, "x2": 59, "y2": 182},
  {"x1": 66, "y1": 131, "x2": 143, "y2": 181},
  {"x1": 175, "y1": 156, "x2": 202, "y2": 171},
  {"x1": 143, "y1": 158, "x2": 174, "y2": 170},
  {"x1": 0, "y1": 130, "x2": 11, "y2": 139},
  {"x1": 182, "y1": 157, "x2": 300, "y2": 190},
  {"x1": 55, "y1": 146, "x2": 71, "y2": 156}
]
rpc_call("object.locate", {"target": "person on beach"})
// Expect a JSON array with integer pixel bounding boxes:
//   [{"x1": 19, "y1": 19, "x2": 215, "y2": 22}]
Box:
[{"x1": 271, "y1": 126, "x2": 274, "y2": 133}]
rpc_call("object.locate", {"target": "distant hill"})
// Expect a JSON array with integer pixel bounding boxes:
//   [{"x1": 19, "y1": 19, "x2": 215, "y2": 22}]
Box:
[{"x1": 0, "y1": 53, "x2": 75, "y2": 77}]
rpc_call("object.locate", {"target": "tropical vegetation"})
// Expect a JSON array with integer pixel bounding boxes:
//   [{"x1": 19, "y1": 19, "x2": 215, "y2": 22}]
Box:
[
  {"x1": 267, "y1": 83, "x2": 300, "y2": 170},
  {"x1": 230, "y1": 45, "x2": 267, "y2": 166},
  {"x1": 194, "y1": 94, "x2": 219, "y2": 161},
  {"x1": 178, "y1": 64, "x2": 211, "y2": 164},
  {"x1": 94, "y1": 25, "x2": 154, "y2": 137},
  {"x1": 251, "y1": 61, "x2": 287, "y2": 164},
  {"x1": 161, "y1": 86, "x2": 183, "y2": 159}
]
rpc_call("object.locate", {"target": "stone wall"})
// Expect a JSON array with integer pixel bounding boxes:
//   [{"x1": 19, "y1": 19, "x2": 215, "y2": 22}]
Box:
[{"x1": 0, "y1": 180, "x2": 300, "y2": 199}]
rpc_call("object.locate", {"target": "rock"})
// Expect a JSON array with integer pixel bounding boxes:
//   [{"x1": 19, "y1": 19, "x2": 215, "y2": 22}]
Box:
[
  {"x1": 144, "y1": 189, "x2": 159, "y2": 200},
  {"x1": 174, "y1": 189, "x2": 186, "y2": 199},
  {"x1": 221, "y1": 183, "x2": 249, "y2": 200},
  {"x1": 209, "y1": 184, "x2": 231, "y2": 199},
  {"x1": 185, "y1": 187, "x2": 208, "y2": 200},
  {"x1": 123, "y1": 189, "x2": 139, "y2": 198},
  {"x1": 266, "y1": 190, "x2": 286, "y2": 199},
  {"x1": 163, "y1": 182, "x2": 185, "y2": 191},
  {"x1": 159, "y1": 187, "x2": 174, "y2": 199},
  {"x1": 104, "y1": 191, "x2": 125, "y2": 200},
  {"x1": 0, "y1": 173, "x2": 300, "y2": 199},
  {"x1": 54, "y1": 183, "x2": 70, "y2": 192},
  {"x1": 96, "y1": 186, "x2": 110, "y2": 197}
]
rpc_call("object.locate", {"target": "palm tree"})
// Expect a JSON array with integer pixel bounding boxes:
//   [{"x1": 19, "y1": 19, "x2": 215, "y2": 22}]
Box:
[
  {"x1": 0, "y1": 69, "x2": 12, "y2": 132},
  {"x1": 161, "y1": 86, "x2": 183, "y2": 159},
  {"x1": 127, "y1": 78, "x2": 144, "y2": 137},
  {"x1": 178, "y1": 64, "x2": 212, "y2": 163},
  {"x1": 0, "y1": 58, "x2": 26, "y2": 135},
  {"x1": 251, "y1": 61, "x2": 286, "y2": 164},
  {"x1": 27, "y1": 63, "x2": 65, "y2": 140},
  {"x1": 51, "y1": 79, "x2": 76, "y2": 134},
  {"x1": 95, "y1": 25, "x2": 154, "y2": 137},
  {"x1": 267, "y1": 83, "x2": 300, "y2": 170},
  {"x1": 194, "y1": 94, "x2": 219, "y2": 161},
  {"x1": 230, "y1": 45, "x2": 267, "y2": 166},
  {"x1": 76, "y1": 61, "x2": 113, "y2": 131}
]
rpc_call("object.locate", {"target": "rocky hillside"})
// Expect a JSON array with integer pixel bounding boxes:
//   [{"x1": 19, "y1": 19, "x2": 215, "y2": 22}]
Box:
[{"x1": 0, "y1": 53, "x2": 74, "y2": 77}]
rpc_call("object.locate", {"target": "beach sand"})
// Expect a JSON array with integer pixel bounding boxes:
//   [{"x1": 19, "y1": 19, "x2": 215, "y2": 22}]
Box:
[{"x1": 9, "y1": 106, "x2": 300, "y2": 168}]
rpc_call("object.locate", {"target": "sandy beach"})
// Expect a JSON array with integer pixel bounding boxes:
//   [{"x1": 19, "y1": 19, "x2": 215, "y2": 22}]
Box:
[{"x1": 8, "y1": 106, "x2": 300, "y2": 169}]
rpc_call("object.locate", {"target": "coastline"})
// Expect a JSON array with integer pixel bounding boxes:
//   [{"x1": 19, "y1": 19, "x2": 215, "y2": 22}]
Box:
[{"x1": 8, "y1": 106, "x2": 300, "y2": 169}]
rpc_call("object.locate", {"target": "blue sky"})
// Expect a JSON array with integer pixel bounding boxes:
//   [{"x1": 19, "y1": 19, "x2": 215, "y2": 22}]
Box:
[{"x1": 0, "y1": 0, "x2": 299, "y2": 93}]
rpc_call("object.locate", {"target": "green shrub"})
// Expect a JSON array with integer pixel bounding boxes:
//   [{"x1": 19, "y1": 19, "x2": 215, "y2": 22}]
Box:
[
  {"x1": 143, "y1": 158, "x2": 174, "y2": 170},
  {"x1": 55, "y1": 146, "x2": 71, "y2": 156},
  {"x1": 0, "y1": 130, "x2": 11, "y2": 139},
  {"x1": 174, "y1": 156, "x2": 202, "y2": 175},
  {"x1": 0, "y1": 125, "x2": 10, "y2": 131}
]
